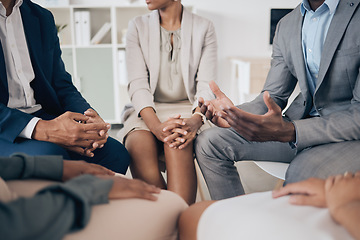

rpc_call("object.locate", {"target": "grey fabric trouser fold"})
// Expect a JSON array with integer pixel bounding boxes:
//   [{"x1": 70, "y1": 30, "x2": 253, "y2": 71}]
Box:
[{"x1": 195, "y1": 126, "x2": 360, "y2": 200}]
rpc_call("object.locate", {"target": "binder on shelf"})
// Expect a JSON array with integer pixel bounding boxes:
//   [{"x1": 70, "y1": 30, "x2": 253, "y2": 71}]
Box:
[
  {"x1": 117, "y1": 50, "x2": 127, "y2": 86},
  {"x1": 90, "y1": 22, "x2": 111, "y2": 45},
  {"x1": 81, "y1": 11, "x2": 91, "y2": 45},
  {"x1": 74, "y1": 11, "x2": 91, "y2": 46},
  {"x1": 74, "y1": 11, "x2": 83, "y2": 46}
]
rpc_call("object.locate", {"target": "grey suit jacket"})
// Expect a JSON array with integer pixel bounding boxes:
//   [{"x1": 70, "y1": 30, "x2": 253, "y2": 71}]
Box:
[
  {"x1": 240, "y1": 0, "x2": 360, "y2": 151},
  {"x1": 125, "y1": 7, "x2": 217, "y2": 116}
]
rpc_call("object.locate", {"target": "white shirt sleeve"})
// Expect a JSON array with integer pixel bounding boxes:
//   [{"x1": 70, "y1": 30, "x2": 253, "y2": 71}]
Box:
[{"x1": 18, "y1": 117, "x2": 41, "y2": 139}]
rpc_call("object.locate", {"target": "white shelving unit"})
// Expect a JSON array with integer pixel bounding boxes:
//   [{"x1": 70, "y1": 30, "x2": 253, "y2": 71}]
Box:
[
  {"x1": 33, "y1": 0, "x2": 193, "y2": 123},
  {"x1": 33, "y1": 0, "x2": 194, "y2": 124},
  {"x1": 43, "y1": 2, "x2": 149, "y2": 123}
]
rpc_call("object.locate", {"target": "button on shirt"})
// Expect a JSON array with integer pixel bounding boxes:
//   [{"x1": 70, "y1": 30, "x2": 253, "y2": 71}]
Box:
[
  {"x1": 0, "y1": 0, "x2": 41, "y2": 138},
  {"x1": 300, "y1": 0, "x2": 339, "y2": 116}
]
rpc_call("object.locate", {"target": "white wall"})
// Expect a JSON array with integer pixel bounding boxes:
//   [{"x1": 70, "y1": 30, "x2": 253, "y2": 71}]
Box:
[{"x1": 190, "y1": 0, "x2": 300, "y2": 95}]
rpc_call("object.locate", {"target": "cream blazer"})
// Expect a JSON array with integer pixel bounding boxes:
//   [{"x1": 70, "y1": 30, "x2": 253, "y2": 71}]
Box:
[{"x1": 125, "y1": 7, "x2": 217, "y2": 116}]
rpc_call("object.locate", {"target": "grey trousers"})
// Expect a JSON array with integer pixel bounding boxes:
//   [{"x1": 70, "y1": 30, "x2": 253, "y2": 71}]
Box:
[{"x1": 195, "y1": 126, "x2": 360, "y2": 200}]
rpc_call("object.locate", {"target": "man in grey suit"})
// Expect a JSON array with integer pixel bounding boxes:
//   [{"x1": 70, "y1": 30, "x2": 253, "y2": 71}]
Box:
[{"x1": 196, "y1": 0, "x2": 360, "y2": 200}]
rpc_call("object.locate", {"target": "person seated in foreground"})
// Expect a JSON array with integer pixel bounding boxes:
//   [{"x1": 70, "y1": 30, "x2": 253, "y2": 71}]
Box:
[
  {"x1": 0, "y1": 153, "x2": 163, "y2": 239},
  {"x1": 178, "y1": 171, "x2": 360, "y2": 240}
]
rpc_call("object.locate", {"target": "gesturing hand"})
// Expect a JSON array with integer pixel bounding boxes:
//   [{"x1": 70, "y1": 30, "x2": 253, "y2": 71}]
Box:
[
  {"x1": 62, "y1": 160, "x2": 115, "y2": 181},
  {"x1": 198, "y1": 81, "x2": 233, "y2": 128},
  {"x1": 272, "y1": 178, "x2": 326, "y2": 208},
  {"x1": 219, "y1": 91, "x2": 295, "y2": 142},
  {"x1": 97, "y1": 175, "x2": 161, "y2": 201},
  {"x1": 32, "y1": 111, "x2": 110, "y2": 157}
]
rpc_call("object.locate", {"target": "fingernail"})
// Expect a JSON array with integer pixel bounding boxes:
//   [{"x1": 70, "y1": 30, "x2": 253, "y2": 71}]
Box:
[
  {"x1": 169, "y1": 144, "x2": 173, "y2": 148},
  {"x1": 106, "y1": 124, "x2": 111, "y2": 129},
  {"x1": 183, "y1": 131, "x2": 188, "y2": 135}
]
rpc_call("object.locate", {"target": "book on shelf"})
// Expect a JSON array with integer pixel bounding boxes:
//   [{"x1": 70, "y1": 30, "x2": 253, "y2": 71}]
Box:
[
  {"x1": 74, "y1": 11, "x2": 91, "y2": 46},
  {"x1": 90, "y1": 22, "x2": 111, "y2": 45}
]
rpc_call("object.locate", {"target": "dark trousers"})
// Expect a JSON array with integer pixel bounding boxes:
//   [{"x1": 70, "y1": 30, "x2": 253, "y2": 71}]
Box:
[{"x1": 0, "y1": 110, "x2": 130, "y2": 174}]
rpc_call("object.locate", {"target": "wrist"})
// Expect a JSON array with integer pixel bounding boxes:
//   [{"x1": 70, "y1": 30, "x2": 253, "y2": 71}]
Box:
[
  {"x1": 31, "y1": 119, "x2": 49, "y2": 141},
  {"x1": 282, "y1": 121, "x2": 296, "y2": 142},
  {"x1": 192, "y1": 112, "x2": 205, "y2": 125}
]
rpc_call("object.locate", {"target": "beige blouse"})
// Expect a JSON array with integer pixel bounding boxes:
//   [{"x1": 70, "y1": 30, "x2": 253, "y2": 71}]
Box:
[{"x1": 154, "y1": 27, "x2": 188, "y2": 103}]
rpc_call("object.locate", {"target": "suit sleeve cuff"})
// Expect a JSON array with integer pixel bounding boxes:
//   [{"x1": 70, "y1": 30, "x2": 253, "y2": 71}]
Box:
[{"x1": 289, "y1": 121, "x2": 299, "y2": 149}]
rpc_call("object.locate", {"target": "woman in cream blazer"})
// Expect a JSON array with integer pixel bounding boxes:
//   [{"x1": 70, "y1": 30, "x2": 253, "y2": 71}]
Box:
[{"x1": 118, "y1": 0, "x2": 217, "y2": 205}]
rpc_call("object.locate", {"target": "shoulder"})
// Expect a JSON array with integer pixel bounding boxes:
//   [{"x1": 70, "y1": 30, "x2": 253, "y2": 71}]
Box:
[
  {"x1": 129, "y1": 11, "x2": 155, "y2": 28},
  {"x1": 21, "y1": 0, "x2": 54, "y2": 19},
  {"x1": 277, "y1": 4, "x2": 301, "y2": 29}
]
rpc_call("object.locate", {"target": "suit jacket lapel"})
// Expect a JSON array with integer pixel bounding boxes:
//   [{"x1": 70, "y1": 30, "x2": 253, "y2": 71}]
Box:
[
  {"x1": 290, "y1": 7, "x2": 312, "y2": 108},
  {"x1": 316, "y1": 0, "x2": 359, "y2": 90},
  {"x1": 180, "y1": 7, "x2": 191, "y2": 94},
  {"x1": 20, "y1": 1, "x2": 43, "y2": 75},
  {"x1": 0, "y1": 40, "x2": 8, "y2": 103},
  {"x1": 149, "y1": 10, "x2": 160, "y2": 93}
]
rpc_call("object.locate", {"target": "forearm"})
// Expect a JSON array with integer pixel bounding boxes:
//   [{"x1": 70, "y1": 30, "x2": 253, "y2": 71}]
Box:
[
  {"x1": 331, "y1": 201, "x2": 360, "y2": 240},
  {"x1": 294, "y1": 105, "x2": 360, "y2": 151},
  {"x1": 139, "y1": 107, "x2": 161, "y2": 132},
  {"x1": 0, "y1": 175, "x2": 113, "y2": 240},
  {"x1": 0, "y1": 153, "x2": 63, "y2": 181},
  {"x1": 0, "y1": 104, "x2": 34, "y2": 142}
]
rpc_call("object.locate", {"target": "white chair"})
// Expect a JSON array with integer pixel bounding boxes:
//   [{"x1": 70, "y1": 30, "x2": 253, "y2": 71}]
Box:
[
  {"x1": 252, "y1": 161, "x2": 289, "y2": 180},
  {"x1": 252, "y1": 161, "x2": 289, "y2": 190}
]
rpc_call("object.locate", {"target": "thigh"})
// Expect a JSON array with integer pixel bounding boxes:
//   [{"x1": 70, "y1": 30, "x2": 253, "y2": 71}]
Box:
[
  {"x1": 0, "y1": 138, "x2": 70, "y2": 158},
  {"x1": 63, "y1": 190, "x2": 188, "y2": 240},
  {"x1": 196, "y1": 126, "x2": 296, "y2": 163},
  {"x1": 68, "y1": 137, "x2": 130, "y2": 174},
  {"x1": 285, "y1": 140, "x2": 360, "y2": 184}
]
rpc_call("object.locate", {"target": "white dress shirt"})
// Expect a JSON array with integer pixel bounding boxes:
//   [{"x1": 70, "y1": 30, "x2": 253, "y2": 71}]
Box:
[{"x1": 0, "y1": 0, "x2": 40, "y2": 139}]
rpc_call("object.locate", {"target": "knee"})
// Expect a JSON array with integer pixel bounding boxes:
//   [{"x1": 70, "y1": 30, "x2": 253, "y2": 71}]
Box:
[
  {"x1": 195, "y1": 128, "x2": 222, "y2": 156},
  {"x1": 29, "y1": 141, "x2": 69, "y2": 157},
  {"x1": 104, "y1": 137, "x2": 130, "y2": 173},
  {"x1": 178, "y1": 201, "x2": 214, "y2": 240}
]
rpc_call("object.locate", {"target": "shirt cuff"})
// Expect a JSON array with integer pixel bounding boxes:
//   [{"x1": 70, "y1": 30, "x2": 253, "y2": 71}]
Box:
[
  {"x1": 18, "y1": 117, "x2": 41, "y2": 139},
  {"x1": 289, "y1": 121, "x2": 299, "y2": 149}
]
